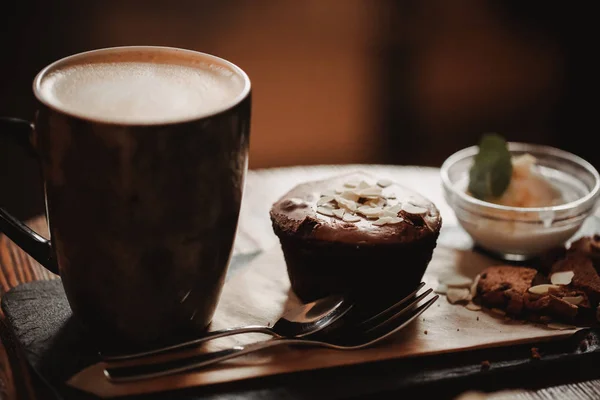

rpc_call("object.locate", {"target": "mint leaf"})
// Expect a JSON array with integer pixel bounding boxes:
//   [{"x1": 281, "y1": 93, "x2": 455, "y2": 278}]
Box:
[{"x1": 468, "y1": 133, "x2": 512, "y2": 200}]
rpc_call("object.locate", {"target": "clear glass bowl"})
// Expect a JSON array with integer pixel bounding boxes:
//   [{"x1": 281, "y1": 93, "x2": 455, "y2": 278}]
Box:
[{"x1": 441, "y1": 142, "x2": 600, "y2": 261}]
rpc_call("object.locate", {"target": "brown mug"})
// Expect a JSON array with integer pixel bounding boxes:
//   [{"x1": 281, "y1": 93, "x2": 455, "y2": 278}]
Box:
[{"x1": 0, "y1": 46, "x2": 251, "y2": 350}]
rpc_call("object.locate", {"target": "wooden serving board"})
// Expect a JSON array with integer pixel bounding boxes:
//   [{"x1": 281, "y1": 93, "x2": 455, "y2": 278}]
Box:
[
  {"x1": 67, "y1": 233, "x2": 592, "y2": 397},
  {"x1": 2, "y1": 217, "x2": 599, "y2": 399}
]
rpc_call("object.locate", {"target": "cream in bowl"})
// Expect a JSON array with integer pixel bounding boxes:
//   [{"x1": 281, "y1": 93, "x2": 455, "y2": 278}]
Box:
[{"x1": 441, "y1": 134, "x2": 600, "y2": 261}]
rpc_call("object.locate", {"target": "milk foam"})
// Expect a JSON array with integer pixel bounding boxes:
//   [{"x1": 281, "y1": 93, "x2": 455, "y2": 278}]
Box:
[{"x1": 39, "y1": 62, "x2": 245, "y2": 124}]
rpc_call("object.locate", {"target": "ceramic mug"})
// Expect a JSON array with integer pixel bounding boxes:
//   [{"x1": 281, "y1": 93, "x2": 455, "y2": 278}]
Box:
[{"x1": 0, "y1": 46, "x2": 251, "y2": 350}]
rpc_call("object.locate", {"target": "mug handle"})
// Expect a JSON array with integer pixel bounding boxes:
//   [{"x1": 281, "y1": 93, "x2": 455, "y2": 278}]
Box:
[{"x1": 0, "y1": 117, "x2": 58, "y2": 274}]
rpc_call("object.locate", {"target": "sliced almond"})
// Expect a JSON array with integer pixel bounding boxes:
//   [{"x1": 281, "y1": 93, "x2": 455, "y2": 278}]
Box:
[
  {"x1": 446, "y1": 288, "x2": 471, "y2": 304},
  {"x1": 465, "y1": 302, "x2": 482, "y2": 311},
  {"x1": 339, "y1": 190, "x2": 360, "y2": 202},
  {"x1": 342, "y1": 213, "x2": 361, "y2": 223},
  {"x1": 386, "y1": 193, "x2": 397, "y2": 199},
  {"x1": 357, "y1": 206, "x2": 383, "y2": 218},
  {"x1": 371, "y1": 217, "x2": 388, "y2": 226},
  {"x1": 321, "y1": 190, "x2": 336, "y2": 197},
  {"x1": 356, "y1": 186, "x2": 383, "y2": 198},
  {"x1": 372, "y1": 216, "x2": 403, "y2": 226},
  {"x1": 317, "y1": 196, "x2": 335, "y2": 206},
  {"x1": 491, "y1": 308, "x2": 506, "y2": 316},
  {"x1": 343, "y1": 181, "x2": 358, "y2": 188},
  {"x1": 550, "y1": 271, "x2": 574, "y2": 286},
  {"x1": 402, "y1": 203, "x2": 428, "y2": 215},
  {"x1": 470, "y1": 274, "x2": 481, "y2": 298},
  {"x1": 334, "y1": 187, "x2": 344, "y2": 194},
  {"x1": 434, "y1": 283, "x2": 448, "y2": 294},
  {"x1": 547, "y1": 322, "x2": 577, "y2": 330},
  {"x1": 334, "y1": 196, "x2": 358, "y2": 212},
  {"x1": 376, "y1": 197, "x2": 388, "y2": 207},
  {"x1": 377, "y1": 178, "x2": 393, "y2": 188},
  {"x1": 562, "y1": 296, "x2": 584, "y2": 305},
  {"x1": 528, "y1": 284, "x2": 560, "y2": 295},
  {"x1": 382, "y1": 209, "x2": 400, "y2": 218},
  {"x1": 357, "y1": 180, "x2": 370, "y2": 189},
  {"x1": 332, "y1": 209, "x2": 345, "y2": 219},
  {"x1": 365, "y1": 197, "x2": 387, "y2": 208},
  {"x1": 443, "y1": 275, "x2": 473, "y2": 288},
  {"x1": 288, "y1": 197, "x2": 305, "y2": 205},
  {"x1": 386, "y1": 204, "x2": 403, "y2": 214},
  {"x1": 316, "y1": 206, "x2": 335, "y2": 217}
]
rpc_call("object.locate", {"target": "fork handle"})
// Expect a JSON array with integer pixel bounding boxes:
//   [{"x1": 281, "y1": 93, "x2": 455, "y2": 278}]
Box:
[
  {"x1": 104, "y1": 338, "x2": 314, "y2": 382},
  {"x1": 101, "y1": 325, "x2": 274, "y2": 361}
]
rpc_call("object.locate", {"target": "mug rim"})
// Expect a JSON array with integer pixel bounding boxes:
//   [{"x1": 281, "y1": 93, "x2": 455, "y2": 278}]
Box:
[{"x1": 32, "y1": 45, "x2": 252, "y2": 126}]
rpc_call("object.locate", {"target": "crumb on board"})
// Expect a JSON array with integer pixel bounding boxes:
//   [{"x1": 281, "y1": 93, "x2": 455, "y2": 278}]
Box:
[
  {"x1": 480, "y1": 360, "x2": 491, "y2": 370},
  {"x1": 424, "y1": 330, "x2": 428, "y2": 335},
  {"x1": 457, "y1": 328, "x2": 460, "y2": 331},
  {"x1": 477, "y1": 316, "x2": 480, "y2": 321},
  {"x1": 531, "y1": 347, "x2": 541, "y2": 360}
]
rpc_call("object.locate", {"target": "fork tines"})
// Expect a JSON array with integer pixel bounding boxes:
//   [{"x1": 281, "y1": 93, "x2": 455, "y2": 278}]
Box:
[{"x1": 320, "y1": 282, "x2": 438, "y2": 345}]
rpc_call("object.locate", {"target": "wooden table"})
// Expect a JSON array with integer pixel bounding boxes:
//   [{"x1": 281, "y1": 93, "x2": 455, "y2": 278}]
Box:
[{"x1": 1, "y1": 164, "x2": 599, "y2": 400}]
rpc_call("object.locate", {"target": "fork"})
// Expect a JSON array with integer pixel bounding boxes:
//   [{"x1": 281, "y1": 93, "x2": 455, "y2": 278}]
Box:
[{"x1": 104, "y1": 286, "x2": 438, "y2": 382}]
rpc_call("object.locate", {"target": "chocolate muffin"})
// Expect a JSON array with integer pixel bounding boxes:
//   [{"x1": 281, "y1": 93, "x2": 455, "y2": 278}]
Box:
[{"x1": 269, "y1": 171, "x2": 442, "y2": 305}]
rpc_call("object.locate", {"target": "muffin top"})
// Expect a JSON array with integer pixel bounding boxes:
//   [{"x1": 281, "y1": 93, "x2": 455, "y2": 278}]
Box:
[{"x1": 269, "y1": 171, "x2": 442, "y2": 245}]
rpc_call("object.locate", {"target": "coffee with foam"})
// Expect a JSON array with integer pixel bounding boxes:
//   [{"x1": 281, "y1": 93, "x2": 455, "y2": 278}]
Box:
[{"x1": 38, "y1": 52, "x2": 247, "y2": 124}]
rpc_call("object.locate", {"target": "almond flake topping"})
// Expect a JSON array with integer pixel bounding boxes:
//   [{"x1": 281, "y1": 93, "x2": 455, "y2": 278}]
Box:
[
  {"x1": 434, "y1": 283, "x2": 448, "y2": 294},
  {"x1": 402, "y1": 203, "x2": 428, "y2": 215},
  {"x1": 356, "y1": 187, "x2": 382, "y2": 198},
  {"x1": 382, "y1": 209, "x2": 400, "y2": 218},
  {"x1": 372, "y1": 216, "x2": 403, "y2": 226},
  {"x1": 528, "y1": 284, "x2": 560, "y2": 295},
  {"x1": 357, "y1": 180, "x2": 370, "y2": 189},
  {"x1": 442, "y1": 275, "x2": 473, "y2": 288},
  {"x1": 340, "y1": 190, "x2": 360, "y2": 202},
  {"x1": 550, "y1": 271, "x2": 574, "y2": 286},
  {"x1": 377, "y1": 178, "x2": 393, "y2": 188},
  {"x1": 313, "y1": 177, "x2": 416, "y2": 226},
  {"x1": 316, "y1": 206, "x2": 335, "y2": 217},
  {"x1": 317, "y1": 196, "x2": 335, "y2": 206},
  {"x1": 334, "y1": 196, "x2": 358, "y2": 212},
  {"x1": 332, "y1": 209, "x2": 345, "y2": 219},
  {"x1": 447, "y1": 288, "x2": 471, "y2": 304},
  {"x1": 342, "y1": 213, "x2": 361, "y2": 222},
  {"x1": 470, "y1": 274, "x2": 480, "y2": 297},
  {"x1": 357, "y1": 206, "x2": 384, "y2": 218},
  {"x1": 562, "y1": 296, "x2": 584, "y2": 305}
]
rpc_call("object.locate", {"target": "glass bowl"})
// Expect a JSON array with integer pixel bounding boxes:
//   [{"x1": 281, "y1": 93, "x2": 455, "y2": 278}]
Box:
[{"x1": 440, "y1": 142, "x2": 600, "y2": 261}]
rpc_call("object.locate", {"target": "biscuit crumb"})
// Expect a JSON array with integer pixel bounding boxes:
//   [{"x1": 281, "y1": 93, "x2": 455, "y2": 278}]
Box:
[
  {"x1": 480, "y1": 360, "x2": 490, "y2": 370},
  {"x1": 476, "y1": 316, "x2": 480, "y2": 321},
  {"x1": 457, "y1": 328, "x2": 460, "y2": 331},
  {"x1": 424, "y1": 330, "x2": 428, "y2": 335},
  {"x1": 531, "y1": 347, "x2": 541, "y2": 360}
]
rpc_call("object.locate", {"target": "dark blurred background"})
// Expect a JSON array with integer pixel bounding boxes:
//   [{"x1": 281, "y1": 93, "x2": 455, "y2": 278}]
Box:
[{"x1": 0, "y1": 0, "x2": 596, "y2": 220}]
